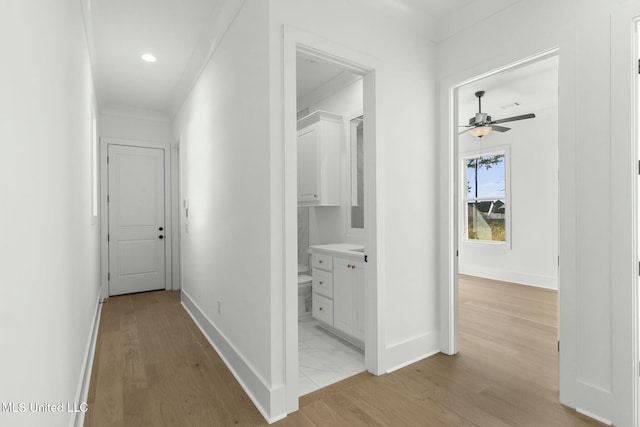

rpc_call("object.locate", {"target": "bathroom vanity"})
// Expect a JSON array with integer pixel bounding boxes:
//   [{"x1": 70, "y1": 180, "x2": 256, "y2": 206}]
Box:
[{"x1": 309, "y1": 243, "x2": 365, "y2": 349}]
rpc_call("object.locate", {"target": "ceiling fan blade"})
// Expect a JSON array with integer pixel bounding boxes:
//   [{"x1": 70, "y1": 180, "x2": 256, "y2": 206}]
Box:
[
  {"x1": 458, "y1": 127, "x2": 474, "y2": 135},
  {"x1": 491, "y1": 113, "x2": 536, "y2": 125},
  {"x1": 458, "y1": 125, "x2": 474, "y2": 128},
  {"x1": 490, "y1": 125, "x2": 510, "y2": 132}
]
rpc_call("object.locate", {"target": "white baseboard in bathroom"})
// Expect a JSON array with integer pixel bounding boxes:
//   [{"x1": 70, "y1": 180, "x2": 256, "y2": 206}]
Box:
[{"x1": 315, "y1": 322, "x2": 364, "y2": 350}]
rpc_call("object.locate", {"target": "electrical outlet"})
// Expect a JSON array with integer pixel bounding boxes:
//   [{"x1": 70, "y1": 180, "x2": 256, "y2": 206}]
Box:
[{"x1": 217, "y1": 299, "x2": 222, "y2": 315}]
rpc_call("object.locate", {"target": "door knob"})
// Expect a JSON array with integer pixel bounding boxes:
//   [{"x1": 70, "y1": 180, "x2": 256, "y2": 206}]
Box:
[
  {"x1": 159, "y1": 235, "x2": 164, "y2": 239},
  {"x1": 159, "y1": 227, "x2": 164, "y2": 231}
]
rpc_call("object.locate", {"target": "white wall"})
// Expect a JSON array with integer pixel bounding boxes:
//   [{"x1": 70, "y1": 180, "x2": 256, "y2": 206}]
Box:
[
  {"x1": 175, "y1": 0, "x2": 438, "y2": 420},
  {"x1": 437, "y1": 0, "x2": 636, "y2": 424},
  {"x1": 99, "y1": 105, "x2": 180, "y2": 292},
  {"x1": 271, "y1": 0, "x2": 439, "y2": 415},
  {"x1": 0, "y1": 1, "x2": 101, "y2": 426},
  {"x1": 100, "y1": 104, "x2": 174, "y2": 144},
  {"x1": 459, "y1": 107, "x2": 558, "y2": 289},
  {"x1": 173, "y1": 0, "x2": 277, "y2": 420}
]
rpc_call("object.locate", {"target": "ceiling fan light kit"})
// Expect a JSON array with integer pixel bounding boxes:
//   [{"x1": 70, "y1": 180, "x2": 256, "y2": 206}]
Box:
[
  {"x1": 469, "y1": 126, "x2": 492, "y2": 138},
  {"x1": 460, "y1": 90, "x2": 536, "y2": 138}
]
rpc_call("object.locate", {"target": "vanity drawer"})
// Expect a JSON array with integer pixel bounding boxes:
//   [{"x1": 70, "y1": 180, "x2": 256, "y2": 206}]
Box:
[
  {"x1": 313, "y1": 293, "x2": 333, "y2": 325},
  {"x1": 312, "y1": 253, "x2": 333, "y2": 271},
  {"x1": 312, "y1": 269, "x2": 333, "y2": 299}
]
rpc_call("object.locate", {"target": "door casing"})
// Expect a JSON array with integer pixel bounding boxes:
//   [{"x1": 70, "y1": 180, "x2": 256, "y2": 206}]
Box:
[
  {"x1": 283, "y1": 25, "x2": 383, "y2": 414},
  {"x1": 439, "y1": 48, "x2": 559, "y2": 354},
  {"x1": 100, "y1": 137, "x2": 174, "y2": 300}
]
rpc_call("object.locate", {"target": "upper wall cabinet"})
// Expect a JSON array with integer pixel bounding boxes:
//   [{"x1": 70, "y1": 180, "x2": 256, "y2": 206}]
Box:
[{"x1": 297, "y1": 111, "x2": 342, "y2": 206}]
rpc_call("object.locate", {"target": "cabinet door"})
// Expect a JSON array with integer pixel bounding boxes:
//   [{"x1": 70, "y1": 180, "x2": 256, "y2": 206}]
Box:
[
  {"x1": 333, "y1": 257, "x2": 354, "y2": 335},
  {"x1": 313, "y1": 269, "x2": 333, "y2": 299},
  {"x1": 297, "y1": 127, "x2": 320, "y2": 203},
  {"x1": 312, "y1": 293, "x2": 333, "y2": 325},
  {"x1": 352, "y1": 261, "x2": 365, "y2": 341}
]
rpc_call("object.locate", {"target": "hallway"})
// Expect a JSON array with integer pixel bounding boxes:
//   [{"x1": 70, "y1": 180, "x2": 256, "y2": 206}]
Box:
[
  {"x1": 85, "y1": 279, "x2": 603, "y2": 426},
  {"x1": 85, "y1": 292, "x2": 264, "y2": 425}
]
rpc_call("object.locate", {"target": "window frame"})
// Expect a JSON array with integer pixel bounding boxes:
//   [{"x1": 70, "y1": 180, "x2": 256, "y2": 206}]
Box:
[{"x1": 460, "y1": 146, "x2": 511, "y2": 248}]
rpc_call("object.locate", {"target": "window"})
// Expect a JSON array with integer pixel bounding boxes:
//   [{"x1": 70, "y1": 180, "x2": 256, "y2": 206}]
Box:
[{"x1": 463, "y1": 151, "x2": 509, "y2": 243}]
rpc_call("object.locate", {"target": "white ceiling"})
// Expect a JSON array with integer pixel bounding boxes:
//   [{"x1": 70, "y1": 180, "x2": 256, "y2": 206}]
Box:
[
  {"x1": 91, "y1": 0, "x2": 226, "y2": 115},
  {"x1": 458, "y1": 55, "x2": 559, "y2": 129},
  {"x1": 90, "y1": 0, "x2": 525, "y2": 117},
  {"x1": 296, "y1": 53, "x2": 355, "y2": 99},
  {"x1": 378, "y1": 0, "x2": 474, "y2": 18}
]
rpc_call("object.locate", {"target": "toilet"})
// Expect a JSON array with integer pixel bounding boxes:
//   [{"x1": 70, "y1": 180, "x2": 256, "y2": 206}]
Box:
[{"x1": 298, "y1": 273, "x2": 312, "y2": 318}]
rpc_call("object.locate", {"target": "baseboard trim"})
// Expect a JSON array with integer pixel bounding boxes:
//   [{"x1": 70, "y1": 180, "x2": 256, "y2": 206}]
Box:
[
  {"x1": 316, "y1": 322, "x2": 364, "y2": 350},
  {"x1": 384, "y1": 330, "x2": 440, "y2": 374},
  {"x1": 459, "y1": 266, "x2": 557, "y2": 290},
  {"x1": 180, "y1": 291, "x2": 286, "y2": 424},
  {"x1": 71, "y1": 291, "x2": 103, "y2": 427}
]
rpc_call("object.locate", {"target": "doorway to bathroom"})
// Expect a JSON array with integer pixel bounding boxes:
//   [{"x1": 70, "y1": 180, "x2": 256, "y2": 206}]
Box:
[
  {"x1": 295, "y1": 52, "x2": 367, "y2": 396},
  {"x1": 282, "y1": 26, "x2": 381, "y2": 414}
]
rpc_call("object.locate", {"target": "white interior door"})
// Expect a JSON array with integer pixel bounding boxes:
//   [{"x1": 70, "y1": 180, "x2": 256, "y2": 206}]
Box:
[{"x1": 108, "y1": 144, "x2": 166, "y2": 296}]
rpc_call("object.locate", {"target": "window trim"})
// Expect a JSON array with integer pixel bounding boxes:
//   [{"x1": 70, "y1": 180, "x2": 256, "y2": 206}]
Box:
[{"x1": 460, "y1": 146, "x2": 511, "y2": 248}]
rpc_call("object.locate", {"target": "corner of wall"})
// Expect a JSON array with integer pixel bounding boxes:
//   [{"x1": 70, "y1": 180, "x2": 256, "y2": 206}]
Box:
[
  {"x1": 383, "y1": 330, "x2": 440, "y2": 373},
  {"x1": 180, "y1": 291, "x2": 287, "y2": 422}
]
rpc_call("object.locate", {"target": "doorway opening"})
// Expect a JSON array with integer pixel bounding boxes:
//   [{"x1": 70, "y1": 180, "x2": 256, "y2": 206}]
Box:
[
  {"x1": 99, "y1": 138, "x2": 175, "y2": 298},
  {"x1": 282, "y1": 27, "x2": 380, "y2": 414},
  {"x1": 295, "y1": 51, "x2": 366, "y2": 396},
  {"x1": 450, "y1": 52, "x2": 560, "y2": 388}
]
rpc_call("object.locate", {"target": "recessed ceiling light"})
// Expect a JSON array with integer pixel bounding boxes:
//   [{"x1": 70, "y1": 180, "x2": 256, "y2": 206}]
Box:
[{"x1": 141, "y1": 53, "x2": 157, "y2": 63}]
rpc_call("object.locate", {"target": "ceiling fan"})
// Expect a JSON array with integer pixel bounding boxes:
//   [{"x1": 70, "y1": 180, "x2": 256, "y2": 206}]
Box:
[{"x1": 459, "y1": 90, "x2": 536, "y2": 138}]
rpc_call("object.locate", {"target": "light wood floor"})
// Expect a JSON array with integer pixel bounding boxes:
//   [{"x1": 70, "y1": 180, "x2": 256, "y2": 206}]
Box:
[{"x1": 85, "y1": 277, "x2": 604, "y2": 426}]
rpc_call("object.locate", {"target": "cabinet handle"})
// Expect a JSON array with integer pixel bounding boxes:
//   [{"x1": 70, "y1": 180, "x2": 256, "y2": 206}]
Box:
[
  {"x1": 319, "y1": 281, "x2": 323, "y2": 285},
  {"x1": 319, "y1": 307, "x2": 323, "y2": 311},
  {"x1": 319, "y1": 260, "x2": 323, "y2": 264},
  {"x1": 352, "y1": 265, "x2": 356, "y2": 269},
  {"x1": 347, "y1": 264, "x2": 352, "y2": 268}
]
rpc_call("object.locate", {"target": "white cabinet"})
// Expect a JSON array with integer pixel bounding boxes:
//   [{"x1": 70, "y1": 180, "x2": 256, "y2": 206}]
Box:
[
  {"x1": 311, "y1": 248, "x2": 365, "y2": 347},
  {"x1": 333, "y1": 258, "x2": 365, "y2": 341},
  {"x1": 312, "y1": 269, "x2": 333, "y2": 299},
  {"x1": 353, "y1": 264, "x2": 365, "y2": 341},
  {"x1": 297, "y1": 111, "x2": 342, "y2": 206},
  {"x1": 313, "y1": 293, "x2": 333, "y2": 325},
  {"x1": 312, "y1": 253, "x2": 334, "y2": 327}
]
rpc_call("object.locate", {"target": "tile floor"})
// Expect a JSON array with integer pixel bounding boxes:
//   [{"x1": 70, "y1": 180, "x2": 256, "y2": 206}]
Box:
[{"x1": 298, "y1": 316, "x2": 365, "y2": 396}]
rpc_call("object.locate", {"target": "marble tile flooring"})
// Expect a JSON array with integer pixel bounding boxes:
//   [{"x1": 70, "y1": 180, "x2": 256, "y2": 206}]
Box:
[{"x1": 298, "y1": 316, "x2": 365, "y2": 396}]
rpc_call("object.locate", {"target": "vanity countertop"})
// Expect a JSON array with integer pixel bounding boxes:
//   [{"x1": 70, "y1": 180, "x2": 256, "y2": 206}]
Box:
[{"x1": 308, "y1": 243, "x2": 365, "y2": 260}]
